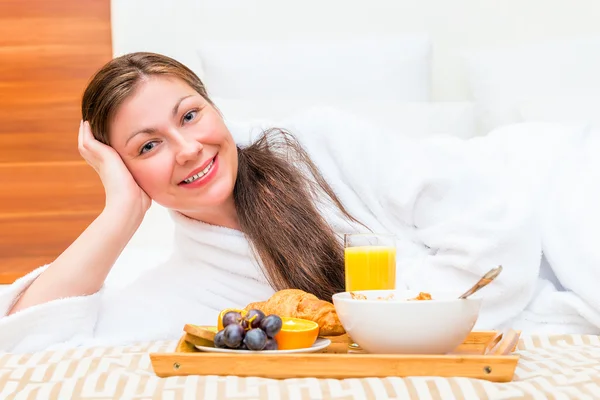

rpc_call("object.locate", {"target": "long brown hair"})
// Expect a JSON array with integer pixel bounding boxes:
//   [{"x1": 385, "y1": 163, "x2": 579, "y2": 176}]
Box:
[{"x1": 82, "y1": 52, "x2": 363, "y2": 301}]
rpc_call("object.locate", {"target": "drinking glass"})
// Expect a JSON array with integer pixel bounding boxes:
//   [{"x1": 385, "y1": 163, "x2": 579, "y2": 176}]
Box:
[{"x1": 344, "y1": 233, "x2": 396, "y2": 350}]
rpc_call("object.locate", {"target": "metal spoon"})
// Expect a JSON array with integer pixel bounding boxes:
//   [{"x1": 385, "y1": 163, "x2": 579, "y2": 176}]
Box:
[{"x1": 458, "y1": 265, "x2": 503, "y2": 299}]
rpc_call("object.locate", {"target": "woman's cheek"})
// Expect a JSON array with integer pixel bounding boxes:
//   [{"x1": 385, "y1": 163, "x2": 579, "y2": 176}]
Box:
[{"x1": 131, "y1": 158, "x2": 174, "y2": 195}]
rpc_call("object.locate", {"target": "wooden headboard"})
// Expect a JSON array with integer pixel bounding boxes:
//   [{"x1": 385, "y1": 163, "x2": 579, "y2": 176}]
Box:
[{"x1": 0, "y1": 0, "x2": 111, "y2": 283}]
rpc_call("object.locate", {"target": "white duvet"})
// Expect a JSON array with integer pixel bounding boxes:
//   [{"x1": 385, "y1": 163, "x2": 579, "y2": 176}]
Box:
[{"x1": 465, "y1": 120, "x2": 600, "y2": 333}]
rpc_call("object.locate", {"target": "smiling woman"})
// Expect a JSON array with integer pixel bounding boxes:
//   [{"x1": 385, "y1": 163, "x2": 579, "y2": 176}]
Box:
[{"x1": 76, "y1": 53, "x2": 354, "y2": 302}]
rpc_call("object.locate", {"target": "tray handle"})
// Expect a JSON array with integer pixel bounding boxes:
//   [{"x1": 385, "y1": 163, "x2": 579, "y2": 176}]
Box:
[{"x1": 487, "y1": 329, "x2": 521, "y2": 355}]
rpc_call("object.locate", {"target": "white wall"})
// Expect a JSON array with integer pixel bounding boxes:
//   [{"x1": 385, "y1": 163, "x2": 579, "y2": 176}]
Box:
[{"x1": 112, "y1": 0, "x2": 600, "y2": 101}]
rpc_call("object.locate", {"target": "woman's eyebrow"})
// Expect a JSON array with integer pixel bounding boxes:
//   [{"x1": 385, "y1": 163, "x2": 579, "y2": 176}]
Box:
[
  {"x1": 126, "y1": 127, "x2": 156, "y2": 145},
  {"x1": 125, "y1": 95, "x2": 195, "y2": 145},
  {"x1": 172, "y1": 95, "x2": 193, "y2": 117}
]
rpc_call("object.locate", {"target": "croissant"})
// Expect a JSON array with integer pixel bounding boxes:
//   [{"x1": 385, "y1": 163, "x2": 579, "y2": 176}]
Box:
[{"x1": 245, "y1": 289, "x2": 345, "y2": 336}]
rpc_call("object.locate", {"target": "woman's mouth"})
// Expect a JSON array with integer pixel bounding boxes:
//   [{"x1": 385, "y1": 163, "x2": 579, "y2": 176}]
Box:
[{"x1": 179, "y1": 155, "x2": 218, "y2": 187}]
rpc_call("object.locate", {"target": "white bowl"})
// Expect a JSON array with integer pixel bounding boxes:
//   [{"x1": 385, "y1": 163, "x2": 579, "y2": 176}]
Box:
[{"x1": 332, "y1": 290, "x2": 482, "y2": 354}]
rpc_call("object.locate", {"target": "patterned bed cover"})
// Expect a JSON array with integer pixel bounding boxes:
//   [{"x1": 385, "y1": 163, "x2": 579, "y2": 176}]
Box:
[{"x1": 1, "y1": 334, "x2": 599, "y2": 399}]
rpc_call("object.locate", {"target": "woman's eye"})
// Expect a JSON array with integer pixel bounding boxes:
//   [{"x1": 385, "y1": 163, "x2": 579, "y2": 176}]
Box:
[
  {"x1": 183, "y1": 110, "x2": 197, "y2": 124},
  {"x1": 139, "y1": 141, "x2": 157, "y2": 154}
]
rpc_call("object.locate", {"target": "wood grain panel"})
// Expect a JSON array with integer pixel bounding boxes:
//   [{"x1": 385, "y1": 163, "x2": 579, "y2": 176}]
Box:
[
  {"x1": 0, "y1": 45, "x2": 108, "y2": 81},
  {"x1": 0, "y1": 0, "x2": 109, "y2": 19},
  {"x1": 0, "y1": 133, "x2": 80, "y2": 163},
  {"x1": 0, "y1": 80, "x2": 84, "y2": 106},
  {"x1": 0, "y1": 163, "x2": 104, "y2": 214},
  {"x1": 0, "y1": 102, "x2": 80, "y2": 135},
  {"x1": 0, "y1": 0, "x2": 112, "y2": 283},
  {"x1": 0, "y1": 212, "x2": 99, "y2": 283},
  {"x1": 0, "y1": 18, "x2": 109, "y2": 47},
  {"x1": 0, "y1": 81, "x2": 85, "y2": 141}
]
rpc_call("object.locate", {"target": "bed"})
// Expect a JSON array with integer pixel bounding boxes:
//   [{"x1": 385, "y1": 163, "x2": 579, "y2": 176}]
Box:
[
  {"x1": 1, "y1": 334, "x2": 600, "y2": 399},
  {"x1": 3, "y1": 0, "x2": 600, "y2": 398}
]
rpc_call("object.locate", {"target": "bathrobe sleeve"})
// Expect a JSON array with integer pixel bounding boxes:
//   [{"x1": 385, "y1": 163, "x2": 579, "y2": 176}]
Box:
[
  {"x1": 0, "y1": 261, "x2": 198, "y2": 353},
  {"x1": 286, "y1": 107, "x2": 543, "y2": 329},
  {"x1": 0, "y1": 265, "x2": 102, "y2": 353},
  {"x1": 0, "y1": 253, "x2": 226, "y2": 353}
]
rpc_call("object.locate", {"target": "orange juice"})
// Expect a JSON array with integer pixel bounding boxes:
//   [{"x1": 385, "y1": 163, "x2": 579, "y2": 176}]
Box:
[{"x1": 344, "y1": 245, "x2": 396, "y2": 291}]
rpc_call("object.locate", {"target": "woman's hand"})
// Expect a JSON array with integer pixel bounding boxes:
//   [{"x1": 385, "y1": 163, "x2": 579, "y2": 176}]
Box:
[{"x1": 78, "y1": 120, "x2": 151, "y2": 216}]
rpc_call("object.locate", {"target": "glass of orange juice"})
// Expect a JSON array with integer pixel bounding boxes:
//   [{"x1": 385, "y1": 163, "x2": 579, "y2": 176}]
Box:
[{"x1": 344, "y1": 233, "x2": 396, "y2": 349}]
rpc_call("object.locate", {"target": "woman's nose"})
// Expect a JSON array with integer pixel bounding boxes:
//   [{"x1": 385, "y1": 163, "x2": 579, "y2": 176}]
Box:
[{"x1": 174, "y1": 135, "x2": 203, "y2": 165}]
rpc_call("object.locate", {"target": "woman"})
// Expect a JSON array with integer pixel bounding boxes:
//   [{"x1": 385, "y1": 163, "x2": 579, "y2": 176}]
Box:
[{"x1": 0, "y1": 53, "x2": 592, "y2": 353}]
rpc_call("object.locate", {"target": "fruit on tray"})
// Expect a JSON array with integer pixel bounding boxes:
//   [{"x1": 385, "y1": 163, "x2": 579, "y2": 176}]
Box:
[
  {"x1": 214, "y1": 308, "x2": 284, "y2": 351},
  {"x1": 275, "y1": 317, "x2": 319, "y2": 350},
  {"x1": 217, "y1": 308, "x2": 247, "y2": 331},
  {"x1": 245, "y1": 289, "x2": 345, "y2": 336},
  {"x1": 200, "y1": 308, "x2": 320, "y2": 351}
]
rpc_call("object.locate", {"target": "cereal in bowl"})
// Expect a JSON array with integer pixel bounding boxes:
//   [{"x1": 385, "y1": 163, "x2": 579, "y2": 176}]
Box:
[{"x1": 349, "y1": 292, "x2": 433, "y2": 301}]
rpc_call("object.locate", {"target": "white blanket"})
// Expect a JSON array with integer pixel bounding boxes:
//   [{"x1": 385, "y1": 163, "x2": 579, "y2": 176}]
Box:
[
  {"x1": 538, "y1": 126, "x2": 600, "y2": 328},
  {"x1": 460, "y1": 121, "x2": 600, "y2": 333}
]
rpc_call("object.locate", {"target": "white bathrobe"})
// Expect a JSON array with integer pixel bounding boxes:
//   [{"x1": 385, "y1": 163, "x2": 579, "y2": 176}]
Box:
[{"x1": 0, "y1": 107, "x2": 598, "y2": 353}]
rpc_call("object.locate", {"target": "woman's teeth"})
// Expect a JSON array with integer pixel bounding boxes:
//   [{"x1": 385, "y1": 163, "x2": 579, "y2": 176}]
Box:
[{"x1": 183, "y1": 159, "x2": 214, "y2": 184}]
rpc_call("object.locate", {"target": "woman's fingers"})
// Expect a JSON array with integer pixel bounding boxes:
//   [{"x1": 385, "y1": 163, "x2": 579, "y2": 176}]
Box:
[
  {"x1": 81, "y1": 121, "x2": 112, "y2": 161},
  {"x1": 82, "y1": 121, "x2": 97, "y2": 151},
  {"x1": 77, "y1": 120, "x2": 85, "y2": 155},
  {"x1": 79, "y1": 120, "x2": 108, "y2": 172}
]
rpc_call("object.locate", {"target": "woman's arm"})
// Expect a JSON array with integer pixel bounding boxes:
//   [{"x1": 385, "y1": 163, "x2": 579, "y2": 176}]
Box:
[{"x1": 8, "y1": 121, "x2": 151, "y2": 314}]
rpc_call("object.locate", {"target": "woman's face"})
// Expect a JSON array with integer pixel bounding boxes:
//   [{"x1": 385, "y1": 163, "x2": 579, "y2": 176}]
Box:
[{"x1": 109, "y1": 76, "x2": 238, "y2": 216}]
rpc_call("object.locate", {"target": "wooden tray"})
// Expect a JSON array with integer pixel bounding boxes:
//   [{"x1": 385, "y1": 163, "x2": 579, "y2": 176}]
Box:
[{"x1": 150, "y1": 329, "x2": 521, "y2": 382}]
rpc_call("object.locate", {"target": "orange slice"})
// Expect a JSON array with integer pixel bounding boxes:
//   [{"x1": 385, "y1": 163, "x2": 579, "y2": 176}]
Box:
[
  {"x1": 274, "y1": 317, "x2": 319, "y2": 350},
  {"x1": 217, "y1": 308, "x2": 247, "y2": 331}
]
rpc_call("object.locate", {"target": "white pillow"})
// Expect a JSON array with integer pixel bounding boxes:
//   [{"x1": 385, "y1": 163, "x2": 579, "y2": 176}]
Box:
[
  {"x1": 213, "y1": 98, "x2": 477, "y2": 140},
  {"x1": 519, "y1": 96, "x2": 600, "y2": 131},
  {"x1": 196, "y1": 35, "x2": 432, "y2": 102},
  {"x1": 463, "y1": 36, "x2": 600, "y2": 134}
]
